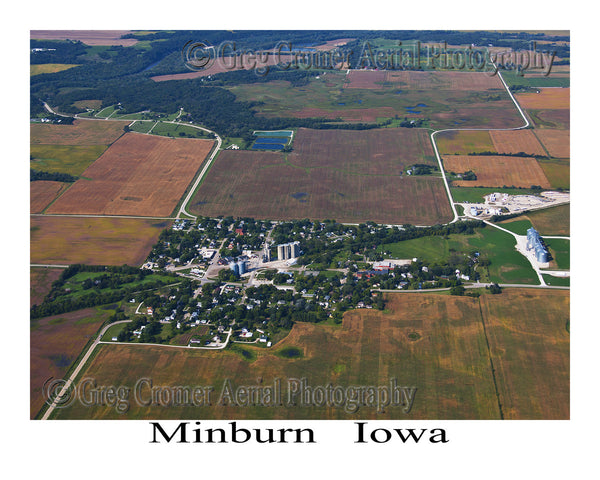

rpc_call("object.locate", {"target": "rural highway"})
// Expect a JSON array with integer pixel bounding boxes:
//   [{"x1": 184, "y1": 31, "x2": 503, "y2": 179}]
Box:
[{"x1": 429, "y1": 65, "x2": 531, "y2": 224}]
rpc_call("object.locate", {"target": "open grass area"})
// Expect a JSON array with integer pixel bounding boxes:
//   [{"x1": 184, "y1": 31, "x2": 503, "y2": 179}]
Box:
[
  {"x1": 542, "y1": 274, "x2": 570, "y2": 287},
  {"x1": 543, "y1": 238, "x2": 570, "y2": 270},
  {"x1": 450, "y1": 186, "x2": 542, "y2": 203},
  {"x1": 30, "y1": 119, "x2": 126, "y2": 145},
  {"x1": 499, "y1": 204, "x2": 570, "y2": 236},
  {"x1": 30, "y1": 63, "x2": 79, "y2": 76},
  {"x1": 384, "y1": 225, "x2": 538, "y2": 284},
  {"x1": 30, "y1": 144, "x2": 108, "y2": 176},
  {"x1": 49, "y1": 290, "x2": 569, "y2": 420}
]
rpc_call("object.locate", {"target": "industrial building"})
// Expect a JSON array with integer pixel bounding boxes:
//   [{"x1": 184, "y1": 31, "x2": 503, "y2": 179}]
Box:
[
  {"x1": 277, "y1": 241, "x2": 301, "y2": 260},
  {"x1": 229, "y1": 259, "x2": 247, "y2": 276},
  {"x1": 526, "y1": 227, "x2": 549, "y2": 263}
]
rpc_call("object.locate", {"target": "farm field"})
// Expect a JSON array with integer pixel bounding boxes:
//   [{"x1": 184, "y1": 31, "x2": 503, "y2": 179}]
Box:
[
  {"x1": 538, "y1": 160, "x2": 570, "y2": 190},
  {"x1": 30, "y1": 267, "x2": 64, "y2": 307},
  {"x1": 534, "y1": 129, "x2": 570, "y2": 158},
  {"x1": 543, "y1": 238, "x2": 570, "y2": 270},
  {"x1": 31, "y1": 306, "x2": 116, "y2": 418},
  {"x1": 444, "y1": 155, "x2": 551, "y2": 188},
  {"x1": 190, "y1": 129, "x2": 453, "y2": 225},
  {"x1": 489, "y1": 130, "x2": 546, "y2": 156},
  {"x1": 46, "y1": 132, "x2": 214, "y2": 216},
  {"x1": 30, "y1": 120, "x2": 126, "y2": 145},
  {"x1": 499, "y1": 204, "x2": 570, "y2": 236},
  {"x1": 515, "y1": 88, "x2": 570, "y2": 110},
  {"x1": 50, "y1": 290, "x2": 568, "y2": 420},
  {"x1": 30, "y1": 144, "x2": 108, "y2": 176},
  {"x1": 30, "y1": 30, "x2": 137, "y2": 46},
  {"x1": 30, "y1": 181, "x2": 70, "y2": 213},
  {"x1": 30, "y1": 216, "x2": 169, "y2": 266},
  {"x1": 30, "y1": 63, "x2": 79, "y2": 76},
  {"x1": 435, "y1": 130, "x2": 495, "y2": 155},
  {"x1": 229, "y1": 71, "x2": 524, "y2": 129},
  {"x1": 479, "y1": 289, "x2": 569, "y2": 419},
  {"x1": 528, "y1": 109, "x2": 570, "y2": 130}
]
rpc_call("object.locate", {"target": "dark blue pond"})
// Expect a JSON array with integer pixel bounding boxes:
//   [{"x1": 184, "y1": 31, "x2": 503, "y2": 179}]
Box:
[
  {"x1": 252, "y1": 143, "x2": 285, "y2": 150},
  {"x1": 253, "y1": 137, "x2": 289, "y2": 144}
]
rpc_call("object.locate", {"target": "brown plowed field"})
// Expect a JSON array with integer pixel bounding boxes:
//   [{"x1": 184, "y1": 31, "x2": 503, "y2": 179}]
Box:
[
  {"x1": 534, "y1": 129, "x2": 570, "y2": 158},
  {"x1": 30, "y1": 120, "x2": 126, "y2": 145},
  {"x1": 30, "y1": 267, "x2": 64, "y2": 307},
  {"x1": 444, "y1": 155, "x2": 551, "y2": 188},
  {"x1": 30, "y1": 181, "x2": 69, "y2": 213},
  {"x1": 489, "y1": 130, "x2": 547, "y2": 156},
  {"x1": 190, "y1": 128, "x2": 451, "y2": 225},
  {"x1": 515, "y1": 88, "x2": 570, "y2": 109},
  {"x1": 30, "y1": 216, "x2": 169, "y2": 266},
  {"x1": 46, "y1": 132, "x2": 214, "y2": 216},
  {"x1": 344, "y1": 70, "x2": 388, "y2": 89}
]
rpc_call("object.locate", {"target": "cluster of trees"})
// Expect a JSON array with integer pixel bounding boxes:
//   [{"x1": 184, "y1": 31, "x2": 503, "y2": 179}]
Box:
[
  {"x1": 408, "y1": 163, "x2": 438, "y2": 175},
  {"x1": 30, "y1": 169, "x2": 77, "y2": 183}
]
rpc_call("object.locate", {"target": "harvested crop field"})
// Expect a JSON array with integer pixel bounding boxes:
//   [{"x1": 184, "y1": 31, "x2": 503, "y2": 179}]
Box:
[
  {"x1": 435, "y1": 130, "x2": 495, "y2": 155},
  {"x1": 291, "y1": 127, "x2": 436, "y2": 171},
  {"x1": 534, "y1": 129, "x2": 570, "y2": 158},
  {"x1": 515, "y1": 88, "x2": 570, "y2": 109},
  {"x1": 190, "y1": 128, "x2": 452, "y2": 225},
  {"x1": 30, "y1": 216, "x2": 169, "y2": 266},
  {"x1": 444, "y1": 155, "x2": 550, "y2": 188},
  {"x1": 479, "y1": 289, "x2": 569, "y2": 419},
  {"x1": 30, "y1": 181, "x2": 70, "y2": 213},
  {"x1": 489, "y1": 130, "x2": 547, "y2": 156},
  {"x1": 500, "y1": 204, "x2": 570, "y2": 236},
  {"x1": 344, "y1": 70, "x2": 388, "y2": 89},
  {"x1": 30, "y1": 307, "x2": 115, "y2": 418},
  {"x1": 30, "y1": 120, "x2": 125, "y2": 145},
  {"x1": 45, "y1": 132, "x2": 214, "y2": 216},
  {"x1": 50, "y1": 290, "x2": 569, "y2": 420},
  {"x1": 30, "y1": 30, "x2": 137, "y2": 46}
]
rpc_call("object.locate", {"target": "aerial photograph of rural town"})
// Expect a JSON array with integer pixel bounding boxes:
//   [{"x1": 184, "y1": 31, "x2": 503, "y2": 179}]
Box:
[{"x1": 30, "y1": 29, "x2": 570, "y2": 422}]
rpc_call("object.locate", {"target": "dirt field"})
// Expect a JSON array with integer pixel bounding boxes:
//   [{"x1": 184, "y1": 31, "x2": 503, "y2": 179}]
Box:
[
  {"x1": 489, "y1": 130, "x2": 547, "y2": 156},
  {"x1": 50, "y1": 290, "x2": 569, "y2": 420},
  {"x1": 30, "y1": 307, "x2": 114, "y2": 418},
  {"x1": 30, "y1": 181, "x2": 70, "y2": 213},
  {"x1": 384, "y1": 70, "x2": 505, "y2": 90},
  {"x1": 436, "y1": 130, "x2": 495, "y2": 155},
  {"x1": 480, "y1": 289, "x2": 569, "y2": 419},
  {"x1": 30, "y1": 267, "x2": 64, "y2": 307},
  {"x1": 30, "y1": 120, "x2": 126, "y2": 145},
  {"x1": 534, "y1": 129, "x2": 570, "y2": 158},
  {"x1": 515, "y1": 88, "x2": 570, "y2": 109},
  {"x1": 30, "y1": 216, "x2": 169, "y2": 266},
  {"x1": 45, "y1": 132, "x2": 214, "y2": 216},
  {"x1": 30, "y1": 30, "x2": 137, "y2": 46},
  {"x1": 344, "y1": 70, "x2": 388, "y2": 89},
  {"x1": 190, "y1": 128, "x2": 451, "y2": 225},
  {"x1": 444, "y1": 155, "x2": 551, "y2": 188}
]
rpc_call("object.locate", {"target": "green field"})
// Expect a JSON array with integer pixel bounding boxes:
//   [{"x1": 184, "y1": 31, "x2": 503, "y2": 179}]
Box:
[
  {"x1": 30, "y1": 144, "x2": 108, "y2": 176},
  {"x1": 499, "y1": 204, "x2": 570, "y2": 236},
  {"x1": 384, "y1": 225, "x2": 538, "y2": 284},
  {"x1": 450, "y1": 186, "x2": 543, "y2": 203},
  {"x1": 542, "y1": 274, "x2": 570, "y2": 286},
  {"x1": 544, "y1": 238, "x2": 570, "y2": 269}
]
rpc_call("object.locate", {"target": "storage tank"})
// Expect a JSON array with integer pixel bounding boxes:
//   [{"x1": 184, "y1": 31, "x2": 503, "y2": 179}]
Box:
[
  {"x1": 229, "y1": 261, "x2": 239, "y2": 276},
  {"x1": 237, "y1": 260, "x2": 246, "y2": 275}
]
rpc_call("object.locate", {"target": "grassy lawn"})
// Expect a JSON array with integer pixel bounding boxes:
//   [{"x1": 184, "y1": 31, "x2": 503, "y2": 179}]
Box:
[
  {"x1": 541, "y1": 274, "x2": 570, "y2": 286},
  {"x1": 495, "y1": 219, "x2": 533, "y2": 236},
  {"x1": 101, "y1": 322, "x2": 129, "y2": 341}
]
